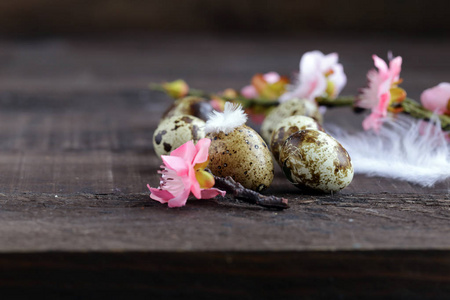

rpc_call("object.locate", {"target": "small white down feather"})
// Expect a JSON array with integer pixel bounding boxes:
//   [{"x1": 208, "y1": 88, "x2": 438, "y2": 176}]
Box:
[{"x1": 205, "y1": 102, "x2": 248, "y2": 134}]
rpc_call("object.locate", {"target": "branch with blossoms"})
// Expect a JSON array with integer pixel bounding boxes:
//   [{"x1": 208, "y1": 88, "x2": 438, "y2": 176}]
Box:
[
  {"x1": 354, "y1": 55, "x2": 450, "y2": 132},
  {"x1": 151, "y1": 51, "x2": 449, "y2": 133}
]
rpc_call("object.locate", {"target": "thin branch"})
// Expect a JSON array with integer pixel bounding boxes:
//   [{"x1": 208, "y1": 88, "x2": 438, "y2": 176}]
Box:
[
  {"x1": 213, "y1": 175, "x2": 289, "y2": 210},
  {"x1": 151, "y1": 83, "x2": 450, "y2": 131},
  {"x1": 402, "y1": 98, "x2": 450, "y2": 131},
  {"x1": 316, "y1": 96, "x2": 356, "y2": 107}
]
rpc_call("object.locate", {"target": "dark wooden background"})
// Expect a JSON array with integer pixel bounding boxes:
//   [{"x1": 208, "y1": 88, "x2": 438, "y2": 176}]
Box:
[
  {"x1": 0, "y1": 1, "x2": 449, "y2": 297},
  {"x1": 0, "y1": 33, "x2": 448, "y2": 298},
  {"x1": 0, "y1": 0, "x2": 449, "y2": 36}
]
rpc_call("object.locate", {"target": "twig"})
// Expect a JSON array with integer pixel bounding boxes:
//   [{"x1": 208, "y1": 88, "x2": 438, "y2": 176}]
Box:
[
  {"x1": 316, "y1": 96, "x2": 356, "y2": 107},
  {"x1": 212, "y1": 175, "x2": 289, "y2": 210},
  {"x1": 401, "y1": 98, "x2": 450, "y2": 131},
  {"x1": 151, "y1": 83, "x2": 450, "y2": 131}
]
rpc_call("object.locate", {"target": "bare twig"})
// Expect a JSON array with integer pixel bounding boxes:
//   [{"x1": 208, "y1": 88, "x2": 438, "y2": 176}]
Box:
[
  {"x1": 402, "y1": 98, "x2": 450, "y2": 131},
  {"x1": 213, "y1": 175, "x2": 289, "y2": 210},
  {"x1": 316, "y1": 96, "x2": 356, "y2": 107}
]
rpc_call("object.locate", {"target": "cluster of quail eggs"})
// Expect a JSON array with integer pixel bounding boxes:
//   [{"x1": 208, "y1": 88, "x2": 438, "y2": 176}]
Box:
[
  {"x1": 153, "y1": 99, "x2": 274, "y2": 192},
  {"x1": 153, "y1": 95, "x2": 353, "y2": 194},
  {"x1": 263, "y1": 98, "x2": 354, "y2": 193}
]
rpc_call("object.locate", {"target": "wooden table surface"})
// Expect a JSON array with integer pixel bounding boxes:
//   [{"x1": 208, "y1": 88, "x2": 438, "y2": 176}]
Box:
[{"x1": 0, "y1": 34, "x2": 448, "y2": 299}]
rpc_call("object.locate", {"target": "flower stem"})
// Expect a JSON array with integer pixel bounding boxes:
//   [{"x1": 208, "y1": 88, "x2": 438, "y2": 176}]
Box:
[
  {"x1": 212, "y1": 175, "x2": 289, "y2": 210},
  {"x1": 401, "y1": 98, "x2": 450, "y2": 131},
  {"x1": 151, "y1": 83, "x2": 449, "y2": 131},
  {"x1": 149, "y1": 83, "x2": 166, "y2": 92},
  {"x1": 316, "y1": 96, "x2": 356, "y2": 107}
]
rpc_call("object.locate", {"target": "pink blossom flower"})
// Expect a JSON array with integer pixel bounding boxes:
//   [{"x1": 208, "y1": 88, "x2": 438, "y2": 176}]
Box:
[
  {"x1": 241, "y1": 85, "x2": 258, "y2": 99},
  {"x1": 280, "y1": 51, "x2": 347, "y2": 102},
  {"x1": 357, "y1": 55, "x2": 406, "y2": 132},
  {"x1": 240, "y1": 72, "x2": 289, "y2": 124},
  {"x1": 148, "y1": 138, "x2": 225, "y2": 208},
  {"x1": 420, "y1": 82, "x2": 450, "y2": 115},
  {"x1": 241, "y1": 72, "x2": 288, "y2": 100}
]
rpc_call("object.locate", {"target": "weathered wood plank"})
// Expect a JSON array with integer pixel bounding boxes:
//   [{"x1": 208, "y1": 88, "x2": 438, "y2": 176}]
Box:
[
  {"x1": 0, "y1": 92, "x2": 447, "y2": 251},
  {"x1": 0, "y1": 92, "x2": 447, "y2": 195},
  {"x1": 0, "y1": 191, "x2": 448, "y2": 251},
  {"x1": 0, "y1": 36, "x2": 448, "y2": 298}
]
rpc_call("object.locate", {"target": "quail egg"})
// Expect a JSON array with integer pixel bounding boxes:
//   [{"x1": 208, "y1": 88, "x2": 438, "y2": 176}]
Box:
[
  {"x1": 279, "y1": 130, "x2": 353, "y2": 193},
  {"x1": 207, "y1": 125, "x2": 274, "y2": 192},
  {"x1": 153, "y1": 115, "x2": 205, "y2": 157},
  {"x1": 261, "y1": 98, "x2": 323, "y2": 142},
  {"x1": 162, "y1": 96, "x2": 213, "y2": 121},
  {"x1": 270, "y1": 115, "x2": 323, "y2": 162}
]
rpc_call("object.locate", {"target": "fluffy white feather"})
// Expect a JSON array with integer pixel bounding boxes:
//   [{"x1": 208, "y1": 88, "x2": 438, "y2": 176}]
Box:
[
  {"x1": 326, "y1": 115, "x2": 450, "y2": 187},
  {"x1": 205, "y1": 102, "x2": 248, "y2": 134}
]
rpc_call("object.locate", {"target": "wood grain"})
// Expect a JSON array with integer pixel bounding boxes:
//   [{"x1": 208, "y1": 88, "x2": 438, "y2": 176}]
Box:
[
  {"x1": 0, "y1": 35, "x2": 448, "y2": 298},
  {"x1": 0, "y1": 91, "x2": 447, "y2": 253}
]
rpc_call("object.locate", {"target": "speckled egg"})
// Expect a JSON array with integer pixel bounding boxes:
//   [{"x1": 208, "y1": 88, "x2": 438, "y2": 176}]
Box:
[
  {"x1": 279, "y1": 130, "x2": 353, "y2": 193},
  {"x1": 206, "y1": 125, "x2": 274, "y2": 192},
  {"x1": 162, "y1": 96, "x2": 213, "y2": 121},
  {"x1": 270, "y1": 115, "x2": 324, "y2": 162},
  {"x1": 153, "y1": 115, "x2": 205, "y2": 157},
  {"x1": 261, "y1": 98, "x2": 323, "y2": 142}
]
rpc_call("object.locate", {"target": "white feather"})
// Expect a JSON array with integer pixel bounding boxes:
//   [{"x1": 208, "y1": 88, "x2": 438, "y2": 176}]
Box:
[
  {"x1": 205, "y1": 102, "x2": 248, "y2": 134},
  {"x1": 326, "y1": 115, "x2": 450, "y2": 187}
]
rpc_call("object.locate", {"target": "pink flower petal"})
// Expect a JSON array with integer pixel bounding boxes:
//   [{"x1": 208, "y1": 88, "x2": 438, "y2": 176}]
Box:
[
  {"x1": 373, "y1": 55, "x2": 388, "y2": 77},
  {"x1": 241, "y1": 85, "x2": 258, "y2": 99},
  {"x1": 161, "y1": 155, "x2": 189, "y2": 176},
  {"x1": 192, "y1": 138, "x2": 211, "y2": 166},
  {"x1": 321, "y1": 53, "x2": 338, "y2": 72},
  {"x1": 389, "y1": 56, "x2": 402, "y2": 82},
  {"x1": 170, "y1": 140, "x2": 197, "y2": 164},
  {"x1": 329, "y1": 64, "x2": 347, "y2": 95},
  {"x1": 358, "y1": 54, "x2": 404, "y2": 133},
  {"x1": 376, "y1": 92, "x2": 391, "y2": 117},
  {"x1": 300, "y1": 51, "x2": 323, "y2": 76},
  {"x1": 421, "y1": 82, "x2": 450, "y2": 115},
  {"x1": 304, "y1": 73, "x2": 327, "y2": 100},
  {"x1": 263, "y1": 72, "x2": 281, "y2": 84},
  {"x1": 280, "y1": 50, "x2": 346, "y2": 103},
  {"x1": 362, "y1": 113, "x2": 382, "y2": 132},
  {"x1": 167, "y1": 187, "x2": 191, "y2": 208},
  {"x1": 189, "y1": 167, "x2": 202, "y2": 199},
  {"x1": 148, "y1": 185, "x2": 173, "y2": 204},
  {"x1": 362, "y1": 92, "x2": 390, "y2": 132},
  {"x1": 200, "y1": 188, "x2": 226, "y2": 199}
]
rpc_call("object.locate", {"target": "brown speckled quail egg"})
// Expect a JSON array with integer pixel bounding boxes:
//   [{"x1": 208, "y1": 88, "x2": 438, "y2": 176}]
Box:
[
  {"x1": 206, "y1": 125, "x2": 274, "y2": 192},
  {"x1": 270, "y1": 115, "x2": 324, "y2": 162},
  {"x1": 261, "y1": 98, "x2": 323, "y2": 142},
  {"x1": 153, "y1": 115, "x2": 205, "y2": 157},
  {"x1": 162, "y1": 96, "x2": 213, "y2": 121},
  {"x1": 279, "y1": 130, "x2": 353, "y2": 193}
]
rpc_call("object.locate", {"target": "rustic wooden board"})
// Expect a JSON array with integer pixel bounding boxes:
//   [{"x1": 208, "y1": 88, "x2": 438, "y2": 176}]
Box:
[{"x1": 0, "y1": 35, "x2": 448, "y2": 298}]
